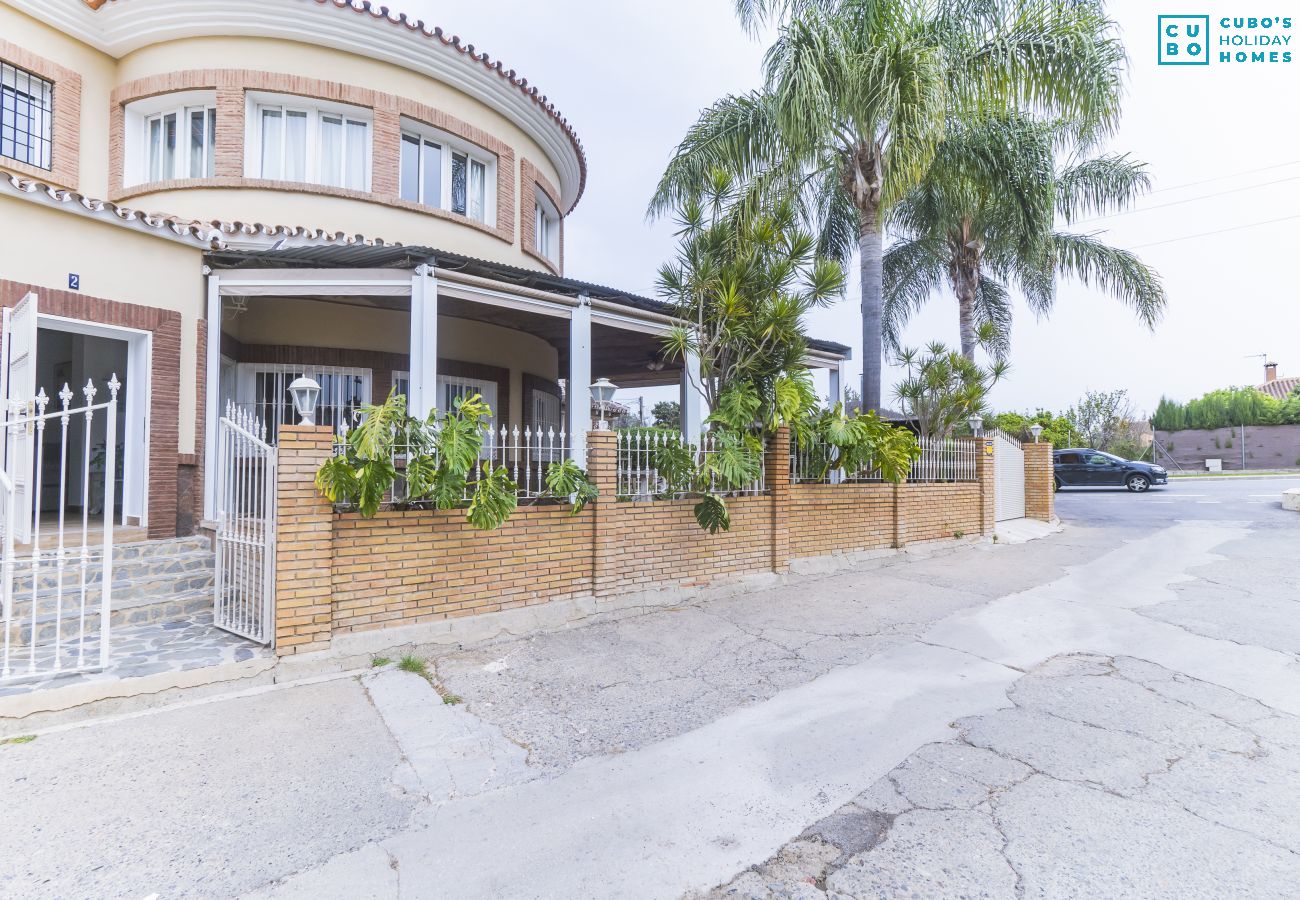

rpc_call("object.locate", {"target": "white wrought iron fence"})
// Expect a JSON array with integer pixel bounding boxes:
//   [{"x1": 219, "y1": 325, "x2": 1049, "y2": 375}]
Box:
[
  {"x1": 1, "y1": 379, "x2": 119, "y2": 683},
  {"x1": 909, "y1": 436, "x2": 978, "y2": 482},
  {"x1": 331, "y1": 423, "x2": 571, "y2": 508},
  {"x1": 616, "y1": 430, "x2": 766, "y2": 500},
  {"x1": 214, "y1": 403, "x2": 276, "y2": 644},
  {"x1": 789, "y1": 434, "x2": 883, "y2": 484}
]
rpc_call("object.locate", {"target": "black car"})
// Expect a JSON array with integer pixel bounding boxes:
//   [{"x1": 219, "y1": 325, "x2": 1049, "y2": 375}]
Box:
[{"x1": 1053, "y1": 448, "x2": 1168, "y2": 493}]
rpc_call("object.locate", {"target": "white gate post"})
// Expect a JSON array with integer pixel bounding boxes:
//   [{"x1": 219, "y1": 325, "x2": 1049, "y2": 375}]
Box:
[
  {"x1": 100, "y1": 375, "x2": 119, "y2": 669},
  {"x1": 409, "y1": 264, "x2": 439, "y2": 419},
  {"x1": 569, "y1": 294, "x2": 591, "y2": 468}
]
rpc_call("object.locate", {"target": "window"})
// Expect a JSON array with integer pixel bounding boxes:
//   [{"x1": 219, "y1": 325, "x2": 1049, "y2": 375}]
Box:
[
  {"x1": 1056, "y1": 453, "x2": 1082, "y2": 465},
  {"x1": 531, "y1": 389, "x2": 562, "y2": 435},
  {"x1": 534, "y1": 193, "x2": 559, "y2": 264},
  {"x1": 393, "y1": 370, "x2": 498, "y2": 428},
  {"x1": 145, "y1": 104, "x2": 216, "y2": 181},
  {"x1": 234, "y1": 364, "x2": 370, "y2": 442},
  {"x1": 1, "y1": 61, "x2": 53, "y2": 170},
  {"x1": 252, "y1": 96, "x2": 370, "y2": 191},
  {"x1": 398, "y1": 122, "x2": 493, "y2": 223}
]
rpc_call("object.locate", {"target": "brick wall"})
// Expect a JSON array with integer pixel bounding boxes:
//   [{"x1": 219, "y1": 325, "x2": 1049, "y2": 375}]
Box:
[
  {"x1": 272, "y1": 426, "x2": 1051, "y2": 655},
  {"x1": 1023, "y1": 442, "x2": 1054, "y2": 521}
]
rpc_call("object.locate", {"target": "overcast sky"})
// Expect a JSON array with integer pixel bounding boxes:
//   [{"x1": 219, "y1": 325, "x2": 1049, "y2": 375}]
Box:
[{"x1": 402, "y1": 0, "x2": 1300, "y2": 417}]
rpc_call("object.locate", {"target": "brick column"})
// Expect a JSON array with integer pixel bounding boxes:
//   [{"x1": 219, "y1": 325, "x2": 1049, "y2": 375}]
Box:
[
  {"x1": 765, "y1": 426, "x2": 791, "y2": 573},
  {"x1": 974, "y1": 437, "x2": 995, "y2": 536},
  {"x1": 274, "y1": 425, "x2": 335, "y2": 655},
  {"x1": 586, "y1": 429, "x2": 618, "y2": 597},
  {"x1": 1023, "y1": 441, "x2": 1055, "y2": 521}
]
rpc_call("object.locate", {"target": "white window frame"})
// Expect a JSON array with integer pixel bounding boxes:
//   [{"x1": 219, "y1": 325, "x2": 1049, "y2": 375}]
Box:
[
  {"x1": 534, "y1": 190, "x2": 560, "y2": 264},
  {"x1": 123, "y1": 90, "x2": 217, "y2": 186},
  {"x1": 246, "y1": 92, "x2": 372, "y2": 192},
  {"x1": 0, "y1": 61, "x2": 53, "y2": 170},
  {"x1": 398, "y1": 118, "x2": 496, "y2": 224}
]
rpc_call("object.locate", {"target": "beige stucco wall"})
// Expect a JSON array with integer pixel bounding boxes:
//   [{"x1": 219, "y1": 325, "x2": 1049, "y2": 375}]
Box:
[
  {"x1": 0, "y1": 3, "x2": 116, "y2": 192},
  {"x1": 230, "y1": 297, "x2": 559, "y2": 428},
  {"x1": 0, "y1": 194, "x2": 205, "y2": 454}
]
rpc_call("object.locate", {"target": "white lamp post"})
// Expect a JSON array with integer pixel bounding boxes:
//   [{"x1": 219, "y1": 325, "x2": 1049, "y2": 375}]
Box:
[
  {"x1": 1029, "y1": 423, "x2": 1044, "y2": 443},
  {"x1": 289, "y1": 376, "x2": 322, "y2": 426},
  {"x1": 589, "y1": 377, "x2": 617, "y2": 430},
  {"x1": 967, "y1": 413, "x2": 984, "y2": 437}
]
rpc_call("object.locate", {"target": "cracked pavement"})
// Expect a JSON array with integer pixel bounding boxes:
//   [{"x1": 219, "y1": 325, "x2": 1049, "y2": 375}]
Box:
[{"x1": 1, "y1": 476, "x2": 1297, "y2": 898}]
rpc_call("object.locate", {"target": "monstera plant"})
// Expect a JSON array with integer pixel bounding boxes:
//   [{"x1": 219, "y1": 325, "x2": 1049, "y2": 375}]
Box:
[{"x1": 315, "y1": 390, "x2": 596, "y2": 529}]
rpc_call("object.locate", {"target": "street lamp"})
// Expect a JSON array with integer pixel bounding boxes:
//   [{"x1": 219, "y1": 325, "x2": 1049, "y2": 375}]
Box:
[
  {"x1": 289, "y1": 376, "x2": 322, "y2": 426},
  {"x1": 967, "y1": 413, "x2": 984, "y2": 437},
  {"x1": 589, "y1": 377, "x2": 618, "y2": 430},
  {"x1": 1029, "y1": 423, "x2": 1044, "y2": 443}
]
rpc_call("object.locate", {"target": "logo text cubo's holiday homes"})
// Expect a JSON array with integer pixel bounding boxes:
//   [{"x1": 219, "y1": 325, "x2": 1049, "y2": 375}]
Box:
[{"x1": 1159, "y1": 15, "x2": 1294, "y2": 66}]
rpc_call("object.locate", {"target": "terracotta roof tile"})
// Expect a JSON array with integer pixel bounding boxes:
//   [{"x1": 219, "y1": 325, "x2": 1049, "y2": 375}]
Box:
[
  {"x1": 81, "y1": 0, "x2": 587, "y2": 211},
  {"x1": 3, "y1": 173, "x2": 397, "y2": 250},
  {"x1": 1257, "y1": 376, "x2": 1300, "y2": 400}
]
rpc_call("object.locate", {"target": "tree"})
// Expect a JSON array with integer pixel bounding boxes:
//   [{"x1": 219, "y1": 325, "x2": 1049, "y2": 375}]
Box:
[
  {"x1": 656, "y1": 174, "x2": 844, "y2": 431},
  {"x1": 651, "y1": 0, "x2": 1126, "y2": 412},
  {"x1": 651, "y1": 401, "x2": 681, "y2": 429},
  {"x1": 1067, "y1": 389, "x2": 1135, "y2": 451},
  {"x1": 894, "y1": 338, "x2": 1004, "y2": 440},
  {"x1": 883, "y1": 114, "x2": 1166, "y2": 361}
]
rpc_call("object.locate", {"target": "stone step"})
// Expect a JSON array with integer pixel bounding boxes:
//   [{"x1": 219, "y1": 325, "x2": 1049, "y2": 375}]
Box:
[
  {"x1": 11, "y1": 549, "x2": 214, "y2": 594},
  {"x1": 8, "y1": 587, "x2": 213, "y2": 647}
]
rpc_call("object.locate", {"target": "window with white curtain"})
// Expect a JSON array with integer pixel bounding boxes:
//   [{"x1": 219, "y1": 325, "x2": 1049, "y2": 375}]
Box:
[
  {"x1": 145, "y1": 105, "x2": 216, "y2": 181},
  {"x1": 398, "y1": 120, "x2": 493, "y2": 223},
  {"x1": 251, "y1": 95, "x2": 370, "y2": 191},
  {"x1": 123, "y1": 90, "x2": 218, "y2": 186}
]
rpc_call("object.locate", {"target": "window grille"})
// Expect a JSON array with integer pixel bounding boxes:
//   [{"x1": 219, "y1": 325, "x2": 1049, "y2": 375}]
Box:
[{"x1": 0, "y1": 61, "x2": 53, "y2": 170}]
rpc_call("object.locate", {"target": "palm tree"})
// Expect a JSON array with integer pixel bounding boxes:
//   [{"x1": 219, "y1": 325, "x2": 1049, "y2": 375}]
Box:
[
  {"x1": 650, "y1": 0, "x2": 1126, "y2": 412},
  {"x1": 883, "y1": 114, "x2": 1166, "y2": 361}
]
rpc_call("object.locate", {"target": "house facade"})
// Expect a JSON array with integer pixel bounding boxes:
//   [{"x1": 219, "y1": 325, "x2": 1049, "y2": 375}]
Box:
[{"x1": 0, "y1": 0, "x2": 852, "y2": 542}]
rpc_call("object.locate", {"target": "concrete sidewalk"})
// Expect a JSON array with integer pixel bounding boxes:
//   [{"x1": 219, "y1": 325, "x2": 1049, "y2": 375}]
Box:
[{"x1": 4, "y1": 504, "x2": 1297, "y2": 898}]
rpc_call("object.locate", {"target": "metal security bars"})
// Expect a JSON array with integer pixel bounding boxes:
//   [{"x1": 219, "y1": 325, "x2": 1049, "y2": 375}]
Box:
[
  {"x1": 214, "y1": 404, "x2": 277, "y2": 644},
  {"x1": 0, "y1": 379, "x2": 119, "y2": 683},
  {"x1": 1, "y1": 61, "x2": 53, "y2": 170},
  {"x1": 616, "y1": 430, "x2": 766, "y2": 500},
  {"x1": 331, "y1": 424, "x2": 571, "y2": 507},
  {"x1": 909, "y1": 436, "x2": 978, "y2": 482}
]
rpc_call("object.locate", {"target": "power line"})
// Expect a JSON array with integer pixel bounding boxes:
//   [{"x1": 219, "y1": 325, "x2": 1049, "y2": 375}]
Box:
[
  {"x1": 1126, "y1": 212, "x2": 1300, "y2": 250},
  {"x1": 1075, "y1": 174, "x2": 1300, "y2": 224},
  {"x1": 1146, "y1": 158, "x2": 1300, "y2": 195}
]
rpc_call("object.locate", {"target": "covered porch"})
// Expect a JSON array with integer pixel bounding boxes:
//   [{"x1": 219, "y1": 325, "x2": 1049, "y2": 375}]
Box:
[{"x1": 201, "y1": 245, "x2": 850, "y2": 517}]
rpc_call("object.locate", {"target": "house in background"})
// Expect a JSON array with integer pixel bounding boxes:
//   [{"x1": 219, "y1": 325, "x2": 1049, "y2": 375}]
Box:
[
  {"x1": 0, "y1": 0, "x2": 851, "y2": 543},
  {"x1": 1258, "y1": 361, "x2": 1300, "y2": 401}
]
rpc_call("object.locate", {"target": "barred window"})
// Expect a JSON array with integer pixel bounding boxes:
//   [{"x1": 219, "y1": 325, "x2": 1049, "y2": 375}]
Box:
[{"x1": 0, "y1": 61, "x2": 53, "y2": 170}]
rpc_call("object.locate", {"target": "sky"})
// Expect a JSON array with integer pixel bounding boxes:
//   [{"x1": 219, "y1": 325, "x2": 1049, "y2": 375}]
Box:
[{"x1": 400, "y1": 0, "x2": 1300, "y2": 418}]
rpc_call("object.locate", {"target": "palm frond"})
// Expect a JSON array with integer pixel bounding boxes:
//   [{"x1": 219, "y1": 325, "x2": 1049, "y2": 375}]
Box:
[
  {"x1": 881, "y1": 237, "x2": 946, "y2": 354},
  {"x1": 1055, "y1": 154, "x2": 1152, "y2": 224},
  {"x1": 1050, "y1": 231, "x2": 1167, "y2": 327}
]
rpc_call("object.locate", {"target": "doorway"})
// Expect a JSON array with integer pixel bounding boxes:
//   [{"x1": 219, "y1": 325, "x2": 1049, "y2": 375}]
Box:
[
  {"x1": 1, "y1": 304, "x2": 151, "y2": 530},
  {"x1": 34, "y1": 327, "x2": 131, "y2": 523}
]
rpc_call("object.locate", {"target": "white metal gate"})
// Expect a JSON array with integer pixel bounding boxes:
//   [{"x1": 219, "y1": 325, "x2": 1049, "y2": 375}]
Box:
[
  {"x1": 0, "y1": 379, "x2": 119, "y2": 682},
  {"x1": 991, "y1": 428, "x2": 1026, "y2": 522},
  {"x1": 214, "y1": 403, "x2": 276, "y2": 644}
]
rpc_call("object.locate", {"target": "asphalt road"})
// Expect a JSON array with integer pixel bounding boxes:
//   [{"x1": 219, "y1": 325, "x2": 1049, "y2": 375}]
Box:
[
  {"x1": 1054, "y1": 473, "x2": 1300, "y2": 526},
  {"x1": 2, "y1": 476, "x2": 1297, "y2": 898}
]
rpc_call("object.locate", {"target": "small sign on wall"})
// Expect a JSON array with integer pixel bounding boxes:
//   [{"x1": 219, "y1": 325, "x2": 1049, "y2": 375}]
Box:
[
  {"x1": 68, "y1": 274, "x2": 80, "y2": 291},
  {"x1": 984, "y1": 440, "x2": 994, "y2": 456}
]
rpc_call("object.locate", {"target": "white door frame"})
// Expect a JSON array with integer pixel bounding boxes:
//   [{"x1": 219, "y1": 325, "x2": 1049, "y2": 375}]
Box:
[{"x1": 36, "y1": 313, "x2": 152, "y2": 529}]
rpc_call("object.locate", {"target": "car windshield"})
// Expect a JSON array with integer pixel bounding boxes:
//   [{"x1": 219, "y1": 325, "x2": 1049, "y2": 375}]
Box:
[{"x1": 1097, "y1": 451, "x2": 1126, "y2": 463}]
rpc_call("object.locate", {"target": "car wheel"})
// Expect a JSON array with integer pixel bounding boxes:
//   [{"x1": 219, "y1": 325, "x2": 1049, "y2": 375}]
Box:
[
  {"x1": 1126, "y1": 473, "x2": 1150, "y2": 493},
  {"x1": 1054, "y1": 477, "x2": 1062, "y2": 492}
]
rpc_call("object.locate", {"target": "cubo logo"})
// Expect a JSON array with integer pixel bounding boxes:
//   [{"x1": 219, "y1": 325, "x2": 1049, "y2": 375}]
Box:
[{"x1": 1159, "y1": 14, "x2": 1211, "y2": 64}]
